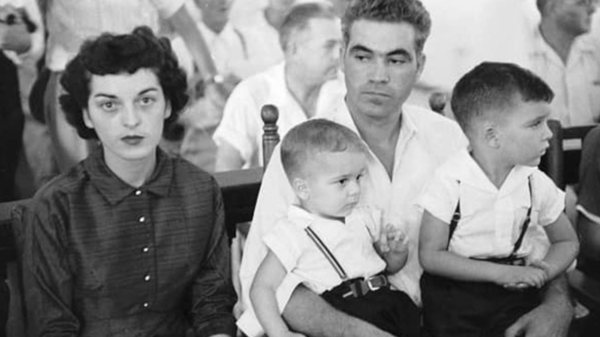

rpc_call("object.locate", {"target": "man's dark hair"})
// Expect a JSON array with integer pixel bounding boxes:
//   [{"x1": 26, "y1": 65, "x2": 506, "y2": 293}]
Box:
[
  {"x1": 451, "y1": 62, "x2": 554, "y2": 132},
  {"x1": 342, "y1": 0, "x2": 431, "y2": 55},
  {"x1": 59, "y1": 26, "x2": 189, "y2": 140},
  {"x1": 279, "y1": 2, "x2": 337, "y2": 52}
]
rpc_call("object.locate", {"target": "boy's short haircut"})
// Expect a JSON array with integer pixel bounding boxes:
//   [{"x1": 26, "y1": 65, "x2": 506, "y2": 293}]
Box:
[
  {"x1": 451, "y1": 62, "x2": 554, "y2": 133},
  {"x1": 279, "y1": 2, "x2": 337, "y2": 52},
  {"x1": 342, "y1": 0, "x2": 431, "y2": 56},
  {"x1": 281, "y1": 119, "x2": 368, "y2": 181},
  {"x1": 59, "y1": 26, "x2": 189, "y2": 140}
]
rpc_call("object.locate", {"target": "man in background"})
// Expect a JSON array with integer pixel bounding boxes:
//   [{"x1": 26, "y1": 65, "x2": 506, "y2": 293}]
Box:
[
  {"x1": 213, "y1": 2, "x2": 344, "y2": 171},
  {"x1": 530, "y1": 0, "x2": 600, "y2": 126}
]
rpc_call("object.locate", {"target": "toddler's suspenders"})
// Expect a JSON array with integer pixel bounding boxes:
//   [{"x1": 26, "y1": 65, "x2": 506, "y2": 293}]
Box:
[
  {"x1": 305, "y1": 226, "x2": 349, "y2": 282},
  {"x1": 305, "y1": 226, "x2": 389, "y2": 298},
  {"x1": 448, "y1": 177, "x2": 533, "y2": 260}
]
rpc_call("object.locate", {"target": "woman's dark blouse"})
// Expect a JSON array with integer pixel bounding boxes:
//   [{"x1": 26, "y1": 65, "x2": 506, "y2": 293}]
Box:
[{"x1": 21, "y1": 147, "x2": 236, "y2": 336}]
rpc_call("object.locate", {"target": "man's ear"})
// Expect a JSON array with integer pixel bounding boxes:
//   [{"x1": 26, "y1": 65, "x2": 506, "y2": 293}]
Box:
[
  {"x1": 164, "y1": 102, "x2": 172, "y2": 120},
  {"x1": 340, "y1": 43, "x2": 347, "y2": 74},
  {"x1": 292, "y1": 177, "x2": 310, "y2": 201},
  {"x1": 416, "y1": 53, "x2": 427, "y2": 78},
  {"x1": 83, "y1": 109, "x2": 94, "y2": 129}
]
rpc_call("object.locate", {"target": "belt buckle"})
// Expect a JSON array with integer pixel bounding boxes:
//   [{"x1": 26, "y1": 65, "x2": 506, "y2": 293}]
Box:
[{"x1": 366, "y1": 275, "x2": 387, "y2": 291}]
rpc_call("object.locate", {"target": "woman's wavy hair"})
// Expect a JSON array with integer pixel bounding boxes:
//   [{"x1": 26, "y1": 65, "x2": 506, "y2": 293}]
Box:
[{"x1": 59, "y1": 26, "x2": 189, "y2": 139}]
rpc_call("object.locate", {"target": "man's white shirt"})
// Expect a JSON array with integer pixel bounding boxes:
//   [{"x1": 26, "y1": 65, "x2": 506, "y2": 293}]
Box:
[{"x1": 213, "y1": 62, "x2": 345, "y2": 168}]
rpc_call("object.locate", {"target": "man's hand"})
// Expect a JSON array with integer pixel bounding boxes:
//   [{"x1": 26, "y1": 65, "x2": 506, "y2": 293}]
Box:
[{"x1": 504, "y1": 277, "x2": 573, "y2": 337}]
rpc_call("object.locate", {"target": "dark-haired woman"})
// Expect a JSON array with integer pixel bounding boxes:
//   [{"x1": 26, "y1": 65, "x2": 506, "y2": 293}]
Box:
[{"x1": 21, "y1": 27, "x2": 236, "y2": 337}]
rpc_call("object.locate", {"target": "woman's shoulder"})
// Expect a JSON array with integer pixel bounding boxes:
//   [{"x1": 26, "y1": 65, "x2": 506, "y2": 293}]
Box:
[{"x1": 170, "y1": 156, "x2": 219, "y2": 193}]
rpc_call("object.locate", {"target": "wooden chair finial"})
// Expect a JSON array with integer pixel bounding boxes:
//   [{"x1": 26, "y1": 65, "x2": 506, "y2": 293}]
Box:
[
  {"x1": 429, "y1": 91, "x2": 447, "y2": 114},
  {"x1": 261, "y1": 104, "x2": 280, "y2": 169}
]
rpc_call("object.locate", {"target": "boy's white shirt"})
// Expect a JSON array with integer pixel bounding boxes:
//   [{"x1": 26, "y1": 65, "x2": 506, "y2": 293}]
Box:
[
  {"x1": 418, "y1": 148, "x2": 565, "y2": 261},
  {"x1": 237, "y1": 204, "x2": 388, "y2": 337}
]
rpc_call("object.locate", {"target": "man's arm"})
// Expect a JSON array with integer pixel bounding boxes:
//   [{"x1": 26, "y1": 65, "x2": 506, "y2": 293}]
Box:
[
  {"x1": 282, "y1": 285, "x2": 394, "y2": 337},
  {"x1": 504, "y1": 274, "x2": 573, "y2": 337},
  {"x1": 578, "y1": 212, "x2": 600, "y2": 261}
]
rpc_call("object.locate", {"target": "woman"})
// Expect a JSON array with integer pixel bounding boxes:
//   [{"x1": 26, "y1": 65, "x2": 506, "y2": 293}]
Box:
[{"x1": 21, "y1": 26, "x2": 236, "y2": 337}]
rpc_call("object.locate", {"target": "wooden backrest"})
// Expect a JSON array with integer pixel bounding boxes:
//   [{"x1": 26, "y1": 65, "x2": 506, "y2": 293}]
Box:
[{"x1": 540, "y1": 120, "x2": 596, "y2": 190}]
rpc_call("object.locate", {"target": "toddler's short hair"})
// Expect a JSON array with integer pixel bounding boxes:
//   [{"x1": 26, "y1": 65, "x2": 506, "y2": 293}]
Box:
[
  {"x1": 281, "y1": 119, "x2": 367, "y2": 181},
  {"x1": 451, "y1": 62, "x2": 554, "y2": 133}
]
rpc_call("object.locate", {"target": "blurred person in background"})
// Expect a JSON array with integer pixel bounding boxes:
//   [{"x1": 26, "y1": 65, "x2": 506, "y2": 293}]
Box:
[
  {"x1": 0, "y1": 0, "x2": 43, "y2": 202},
  {"x1": 213, "y1": 2, "x2": 345, "y2": 171},
  {"x1": 528, "y1": 0, "x2": 600, "y2": 126}
]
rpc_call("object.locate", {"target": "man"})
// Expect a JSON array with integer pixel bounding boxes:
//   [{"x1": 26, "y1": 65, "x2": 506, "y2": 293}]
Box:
[
  {"x1": 239, "y1": 0, "x2": 574, "y2": 336},
  {"x1": 529, "y1": 0, "x2": 600, "y2": 126},
  {"x1": 213, "y1": 2, "x2": 344, "y2": 171}
]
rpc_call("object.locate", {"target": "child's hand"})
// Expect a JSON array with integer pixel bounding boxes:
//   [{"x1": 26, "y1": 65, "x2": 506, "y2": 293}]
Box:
[
  {"x1": 497, "y1": 265, "x2": 547, "y2": 290},
  {"x1": 376, "y1": 223, "x2": 408, "y2": 255}
]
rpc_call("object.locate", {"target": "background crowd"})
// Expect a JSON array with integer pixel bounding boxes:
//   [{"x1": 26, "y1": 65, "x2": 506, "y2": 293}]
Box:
[{"x1": 2, "y1": 0, "x2": 599, "y2": 202}]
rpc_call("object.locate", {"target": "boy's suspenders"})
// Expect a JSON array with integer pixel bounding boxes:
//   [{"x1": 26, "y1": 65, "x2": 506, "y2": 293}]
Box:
[
  {"x1": 305, "y1": 226, "x2": 349, "y2": 281},
  {"x1": 304, "y1": 226, "x2": 389, "y2": 298},
  {"x1": 448, "y1": 177, "x2": 533, "y2": 261}
]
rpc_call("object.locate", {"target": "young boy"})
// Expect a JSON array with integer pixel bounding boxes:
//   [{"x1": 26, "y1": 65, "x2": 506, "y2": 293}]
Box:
[
  {"x1": 418, "y1": 62, "x2": 580, "y2": 337},
  {"x1": 246, "y1": 119, "x2": 420, "y2": 337}
]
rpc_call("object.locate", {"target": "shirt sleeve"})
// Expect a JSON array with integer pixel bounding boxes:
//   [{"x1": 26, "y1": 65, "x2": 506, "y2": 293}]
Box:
[
  {"x1": 213, "y1": 81, "x2": 261, "y2": 166},
  {"x1": 263, "y1": 220, "x2": 304, "y2": 273},
  {"x1": 21, "y1": 198, "x2": 79, "y2": 336},
  {"x1": 577, "y1": 126, "x2": 600, "y2": 218},
  {"x1": 532, "y1": 170, "x2": 565, "y2": 226},
  {"x1": 238, "y1": 146, "x2": 296, "y2": 309},
  {"x1": 417, "y1": 170, "x2": 460, "y2": 225},
  {"x1": 190, "y1": 178, "x2": 237, "y2": 337},
  {"x1": 148, "y1": 0, "x2": 185, "y2": 18}
]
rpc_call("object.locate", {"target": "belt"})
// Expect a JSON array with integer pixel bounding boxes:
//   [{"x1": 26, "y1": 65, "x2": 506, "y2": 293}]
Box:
[
  {"x1": 338, "y1": 274, "x2": 389, "y2": 298},
  {"x1": 472, "y1": 256, "x2": 526, "y2": 266}
]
